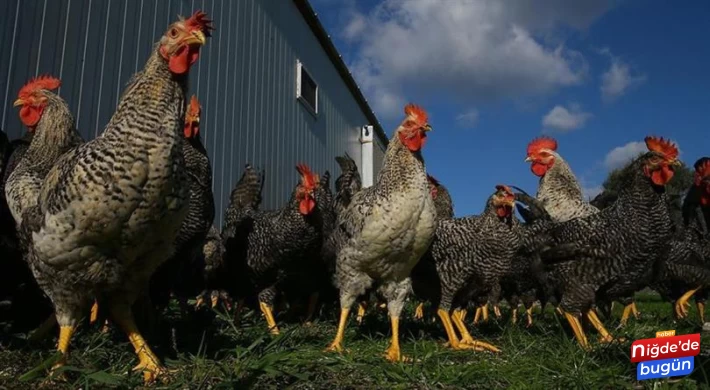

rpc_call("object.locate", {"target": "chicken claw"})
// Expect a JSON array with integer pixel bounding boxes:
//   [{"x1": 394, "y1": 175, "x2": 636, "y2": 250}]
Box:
[
  {"x1": 356, "y1": 302, "x2": 367, "y2": 325},
  {"x1": 619, "y1": 303, "x2": 640, "y2": 327},
  {"x1": 437, "y1": 309, "x2": 500, "y2": 353},
  {"x1": 89, "y1": 301, "x2": 99, "y2": 325},
  {"x1": 384, "y1": 316, "x2": 412, "y2": 362},
  {"x1": 563, "y1": 311, "x2": 590, "y2": 351},
  {"x1": 675, "y1": 287, "x2": 700, "y2": 319},
  {"x1": 413, "y1": 303, "x2": 424, "y2": 320},
  {"x1": 325, "y1": 308, "x2": 350, "y2": 354}
]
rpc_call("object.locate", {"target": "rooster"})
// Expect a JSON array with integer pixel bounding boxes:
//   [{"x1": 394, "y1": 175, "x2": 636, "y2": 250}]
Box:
[
  {"x1": 18, "y1": 11, "x2": 213, "y2": 382},
  {"x1": 528, "y1": 137, "x2": 679, "y2": 349},
  {"x1": 221, "y1": 163, "x2": 327, "y2": 334},
  {"x1": 324, "y1": 104, "x2": 435, "y2": 362},
  {"x1": 411, "y1": 185, "x2": 519, "y2": 352}
]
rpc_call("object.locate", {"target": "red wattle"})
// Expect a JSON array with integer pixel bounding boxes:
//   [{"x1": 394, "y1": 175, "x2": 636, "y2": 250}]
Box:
[
  {"x1": 531, "y1": 162, "x2": 549, "y2": 177},
  {"x1": 19, "y1": 105, "x2": 42, "y2": 129},
  {"x1": 496, "y1": 206, "x2": 511, "y2": 218},
  {"x1": 299, "y1": 197, "x2": 316, "y2": 215},
  {"x1": 399, "y1": 130, "x2": 427, "y2": 152},
  {"x1": 650, "y1": 166, "x2": 674, "y2": 186}
]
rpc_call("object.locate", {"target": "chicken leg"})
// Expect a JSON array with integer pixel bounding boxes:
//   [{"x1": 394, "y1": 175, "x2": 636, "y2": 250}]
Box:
[
  {"x1": 675, "y1": 287, "x2": 700, "y2": 318},
  {"x1": 586, "y1": 310, "x2": 623, "y2": 344},
  {"x1": 325, "y1": 308, "x2": 350, "y2": 353},
  {"x1": 619, "y1": 302, "x2": 640, "y2": 326},
  {"x1": 525, "y1": 307, "x2": 534, "y2": 328},
  {"x1": 356, "y1": 301, "x2": 367, "y2": 325},
  {"x1": 53, "y1": 324, "x2": 75, "y2": 372},
  {"x1": 562, "y1": 311, "x2": 590, "y2": 350},
  {"x1": 697, "y1": 302, "x2": 705, "y2": 323},
  {"x1": 109, "y1": 304, "x2": 165, "y2": 383},
  {"x1": 413, "y1": 302, "x2": 425, "y2": 320},
  {"x1": 259, "y1": 302, "x2": 280, "y2": 335},
  {"x1": 451, "y1": 309, "x2": 476, "y2": 345},
  {"x1": 437, "y1": 309, "x2": 500, "y2": 352},
  {"x1": 384, "y1": 316, "x2": 410, "y2": 362}
]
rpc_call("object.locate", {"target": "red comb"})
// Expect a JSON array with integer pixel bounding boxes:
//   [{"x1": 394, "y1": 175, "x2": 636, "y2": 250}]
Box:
[
  {"x1": 185, "y1": 10, "x2": 214, "y2": 36},
  {"x1": 404, "y1": 103, "x2": 428, "y2": 124},
  {"x1": 296, "y1": 163, "x2": 318, "y2": 189},
  {"x1": 18, "y1": 75, "x2": 61, "y2": 98},
  {"x1": 644, "y1": 136, "x2": 678, "y2": 160},
  {"x1": 526, "y1": 137, "x2": 558, "y2": 156},
  {"x1": 188, "y1": 95, "x2": 200, "y2": 116},
  {"x1": 426, "y1": 174, "x2": 440, "y2": 186}
]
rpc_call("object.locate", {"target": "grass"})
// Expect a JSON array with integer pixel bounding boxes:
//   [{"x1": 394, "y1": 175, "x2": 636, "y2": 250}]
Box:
[{"x1": 1, "y1": 291, "x2": 710, "y2": 389}]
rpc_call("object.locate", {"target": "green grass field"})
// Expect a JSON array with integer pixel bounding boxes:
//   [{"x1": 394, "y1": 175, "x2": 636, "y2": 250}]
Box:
[{"x1": 1, "y1": 292, "x2": 709, "y2": 389}]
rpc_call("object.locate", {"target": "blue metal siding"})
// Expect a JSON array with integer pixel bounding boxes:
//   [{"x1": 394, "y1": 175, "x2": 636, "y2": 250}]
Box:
[{"x1": 0, "y1": 0, "x2": 383, "y2": 227}]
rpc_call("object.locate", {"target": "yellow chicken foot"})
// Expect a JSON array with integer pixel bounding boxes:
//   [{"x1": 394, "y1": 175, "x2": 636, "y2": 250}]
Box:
[
  {"x1": 452, "y1": 309, "x2": 476, "y2": 345},
  {"x1": 51, "y1": 325, "x2": 75, "y2": 373},
  {"x1": 511, "y1": 307, "x2": 518, "y2": 324},
  {"x1": 325, "y1": 308, "x2": 350, "y2": 353},
  {"x1": 437, "y1": 309, "x2": 500, "y2": 352},
  {"x1": 210, "y1": 291, "x2": 219, "y2": 309},
  {"x1": 675, "y1": 287, "x2": 700, "y2": 318},
  {"x1": 259, "y1": 302, "x2": 280, "y2": 335},
  {"x1": 413, "y1": 302, "x2": 424, "y2": 320},
  {"x1": 195, "y1": 295, "x2": 206, "y2": 308},
  {"x1": 493, "y1": 305, "x2": 502, "y2": 319},
  {"x1": 620, "y1": 304, "x2": 633, "y2": 327},
  {"x1": 586, "y1": 310, "x2": 623, "y2": 344},
  {"x1": 563, "y1": 311, "x2": 590, "y2": 350},
  {"x1": 356, "y1": 302, "x2": 367, "y2": 325},
  {"x1": 28, "y1": 314, "x2": 57, "y2": 342},
  {"x1": 697, "y1": 302, "x2": 706, "y2": 323},
  {"x1": 473, "y1": 307, "x2": 482, "y2": 325},
  {"x1": 526, "y1": 307, "x2": 534, "y2": 328},
  {"x1": 630, "y1": 302, "x2": 641, "y2": 319},
  {"x1": 303, "y1": 292, "x2": 319, "y2": 325},
  {"x1": 384, "y1": 316, "x2": 411, "y2": 362},
  {"x1": 90, "y1": 301, "x2": 99, "y2": 325},
  {"x1": 111, "y1": 306, "x2": 166, "y2": 384}
]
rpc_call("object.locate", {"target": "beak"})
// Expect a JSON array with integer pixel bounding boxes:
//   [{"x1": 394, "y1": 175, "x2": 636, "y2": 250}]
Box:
[
  {"x1": 671, "y1": 159, "x2": 682, "y2": 167},
  {"x1": 194, "y1": 117, "x2": 200, "y2": 124},
  {"x1": 184, "y1": 30, "x2": 207, "y2": 46},
  {"x1": 524, "y1": 156, "x2": 532, "y2": 162},
  {"x1": 423, "y1": 124, "x2": 432, "y2": 132},
  {"x1": 13, "y1": 98, "x2": 24, "y2": 107}
]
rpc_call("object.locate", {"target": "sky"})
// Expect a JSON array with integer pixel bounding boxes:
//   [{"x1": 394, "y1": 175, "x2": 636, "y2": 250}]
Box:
[{"x1": 310, "y1": 0, "x2": 710, "y2": 217}]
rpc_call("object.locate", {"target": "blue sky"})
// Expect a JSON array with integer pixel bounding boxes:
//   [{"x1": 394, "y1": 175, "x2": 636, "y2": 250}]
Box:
[{"x1": 310, "y1": 0, "x2": 710, "y2": 217}]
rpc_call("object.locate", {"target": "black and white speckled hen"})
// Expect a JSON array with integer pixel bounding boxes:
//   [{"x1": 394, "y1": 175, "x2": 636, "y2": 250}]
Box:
[
  {"x1": 411, "y1": 185, "x2": 519, "y2": 352},
  {"x1": 529, "y1": 137, "x2": 680, "y2": 350},
  {"x1": 148, "y1": 94, "x2": 215, "y2": 312},
  {"x1": 324, "y1": 104, "x2": 435, "y2": 362},
  {"x1": 334, "y1": 153, "x2": 361, "y2": 217},
  {"x1": 17, "y1": 11, "x2": 213, "y2": 382},
  {"x1": 5, "y1": 76, "x2": 84, "y2": 226},
  {"x1": 221, "y1": 163, "x2": 327, "y2": 334}
]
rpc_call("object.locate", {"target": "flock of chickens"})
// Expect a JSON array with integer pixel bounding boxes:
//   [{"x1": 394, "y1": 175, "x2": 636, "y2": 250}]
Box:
[{"x1": 0, "y1": 9, "x2": 709, "y2": 385}]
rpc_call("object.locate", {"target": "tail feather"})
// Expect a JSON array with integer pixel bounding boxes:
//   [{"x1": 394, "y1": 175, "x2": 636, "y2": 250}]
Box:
[
  {"x1": 334, "y1": 153, "x2": 361, "y2": 214},
  {"x1": 229, "y1": 164, "x2": 264, "y2": 211},
  {"x1": 509, "y1": 185, "x2": 550, "y2": 223}
]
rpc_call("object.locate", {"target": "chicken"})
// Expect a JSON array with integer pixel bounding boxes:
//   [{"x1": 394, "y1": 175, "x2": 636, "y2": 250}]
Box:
[
  {"x1": 324, "y1": 104, "x2": 435, "y2": 362},
  {"x1": 221, "y1": 163, "x2": 328, "y2": 334},
  {"x1": 149, "y1": 94, "x2": 215, "y2": 312},
  {"x1": 5, "y1": 76, "x2": 84, "y2": 226},
  {"x1": 411, "y1": 185, "x2": 521, "y2": 352},
  {"x1": 194, "y1": 224, "x2": 227, "y2": 309},
  {"x1": 18, "y1": 11, "x2": 213, "y2": 382},
  {"x1": 525, "y1": 137, "x2": 599, "y2": 222},
  {"x1": 2, "y1": 77, "x2": 83, "y2": 334},
  {"x1": 528, "y1": 137, "x2": 680, "y2": 349}
]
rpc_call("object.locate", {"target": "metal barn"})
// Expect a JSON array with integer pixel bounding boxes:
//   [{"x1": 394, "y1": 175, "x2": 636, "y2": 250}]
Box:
[{"x1": 0, "y1": 0, "x2": 388, "y2": 226}]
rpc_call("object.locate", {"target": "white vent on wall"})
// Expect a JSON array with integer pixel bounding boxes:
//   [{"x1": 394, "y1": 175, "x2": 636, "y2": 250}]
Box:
[
  {"x1": 296, "y1": 59, "x2": 318, "y2": 116},
  {"x1": 360, "y1": 125, "x2": 374, "y2": 188}
]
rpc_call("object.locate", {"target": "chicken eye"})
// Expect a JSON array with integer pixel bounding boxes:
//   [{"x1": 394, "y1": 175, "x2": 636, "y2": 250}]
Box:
[{"x1": 169, "y1": 28, "x2": 179, "y2": 38}]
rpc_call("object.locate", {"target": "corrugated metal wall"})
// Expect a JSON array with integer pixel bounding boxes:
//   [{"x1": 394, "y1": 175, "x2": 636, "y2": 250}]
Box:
[{"x1": 0, "y1": 0, "x2": 387, "y2": 227}]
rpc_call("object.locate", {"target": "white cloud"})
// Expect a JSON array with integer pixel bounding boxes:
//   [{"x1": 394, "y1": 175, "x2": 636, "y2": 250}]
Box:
[
  {"x1": 334, "y1": 0, "x2": 613, "y2": 119},
  {"x1": 542, "y1": 104, "x2": 592, "y2": 132},
  {"x1": 456, "y1": 109, "x2": 480, "y2": 128},
  {"x1": 603, "y1": 141, "x2": 648, "y2": 170},
  {"x1": 600, "y1": 49, "x2": 647, "y2": 101}
]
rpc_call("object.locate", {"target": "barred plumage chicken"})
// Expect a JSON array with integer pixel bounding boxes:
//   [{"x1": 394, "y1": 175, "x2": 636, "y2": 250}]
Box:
[
  {"x1": 411, "y1": 185, "x2": 519, "y2": 352},
  {"x1": 221, "y1": 164, "x2": 328, "y2": 334},
  {"x1": 18, "y1": 12, "x2": 213, "y2": 382},
  {"x1": 324, "y1": 104, "x2": 435, "y2": 362},
  {"x1": 528, "y1": 137, "x2": 680, "y2": 349},
  {"x1": 334, "y1": 153, "x2": 361, "y2": 217}
]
